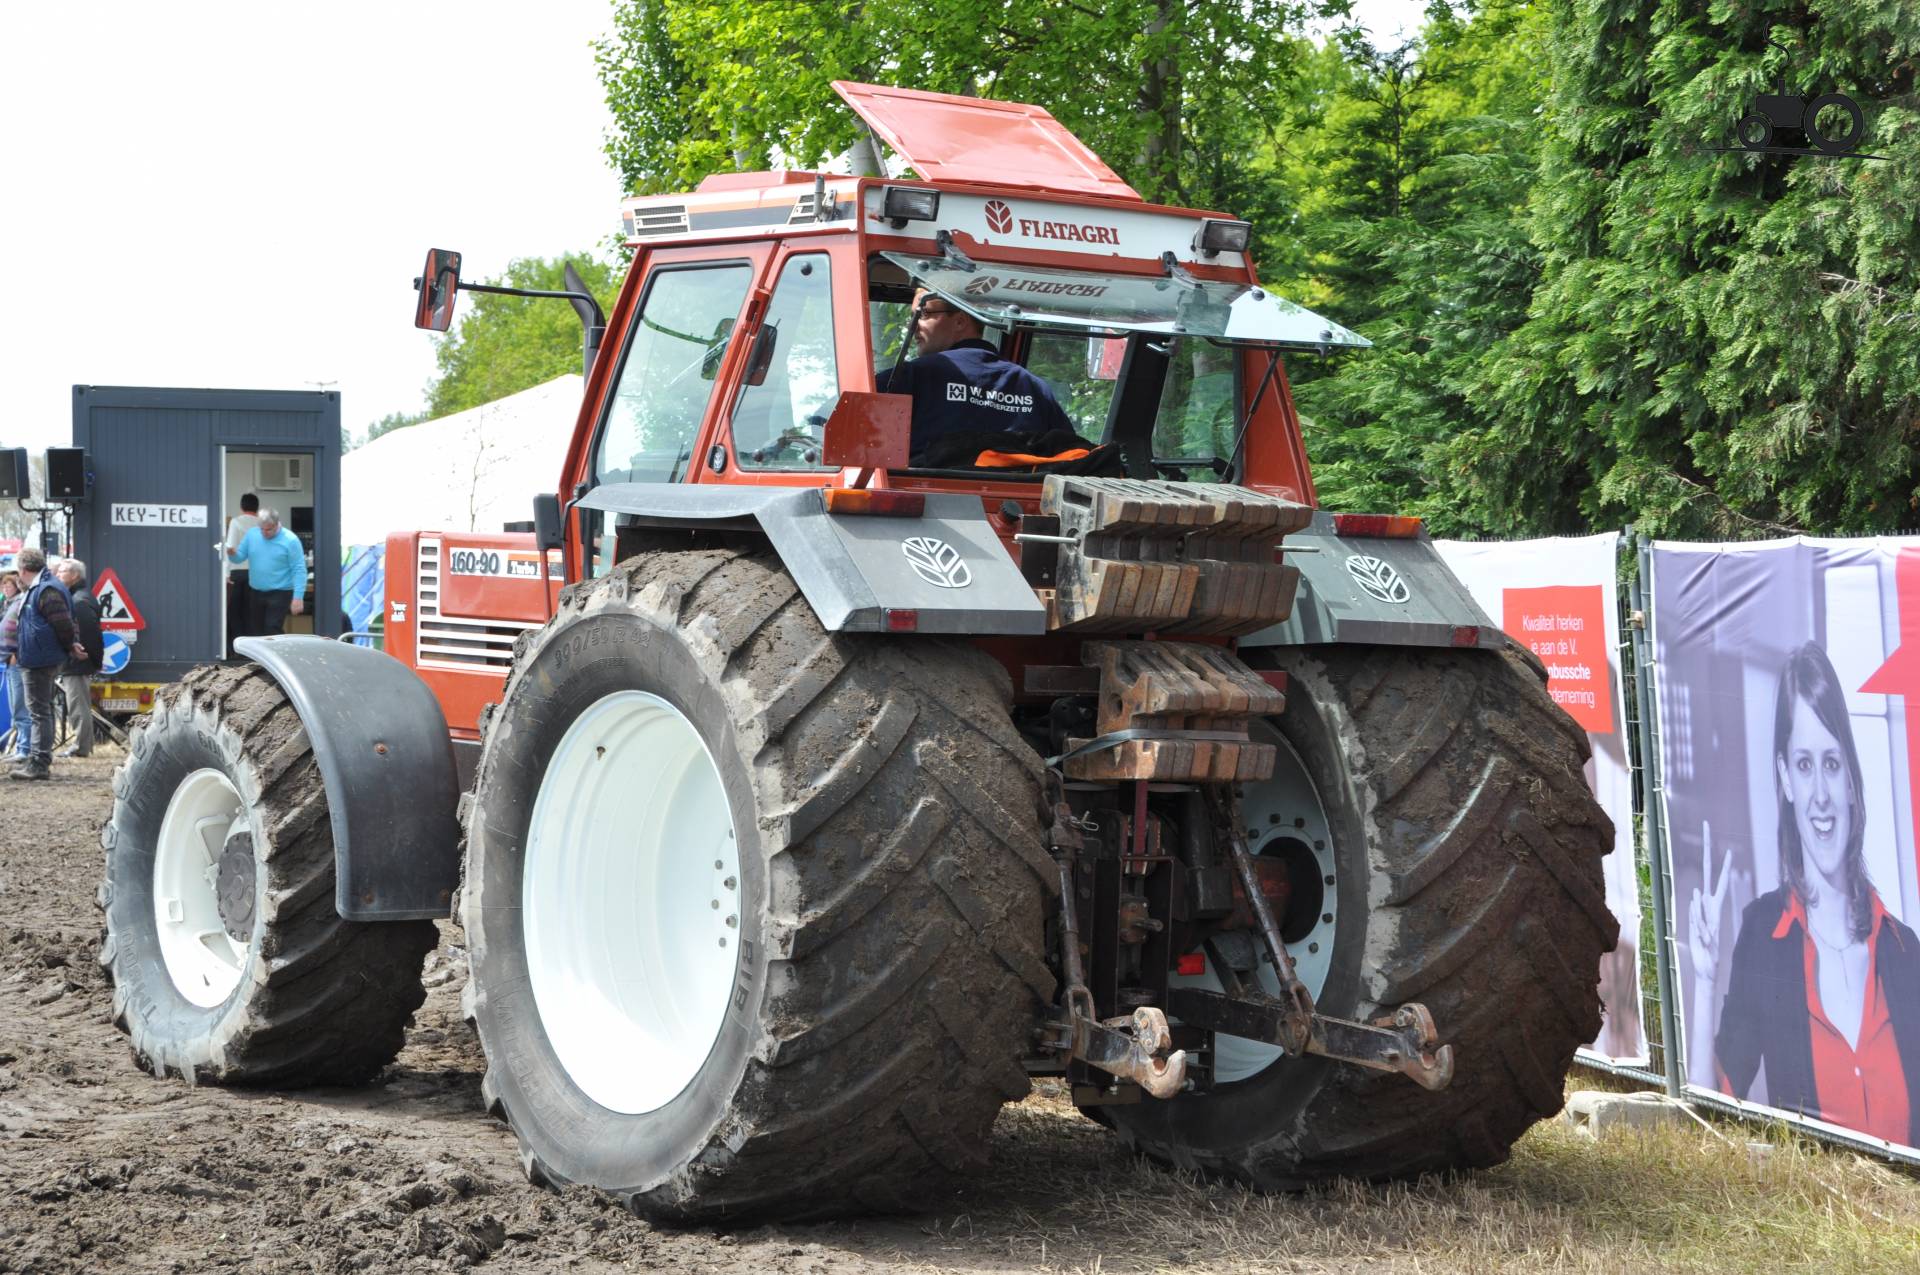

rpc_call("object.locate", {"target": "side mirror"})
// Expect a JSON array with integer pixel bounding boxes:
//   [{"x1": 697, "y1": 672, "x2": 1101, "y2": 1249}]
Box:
[
  {"x1": 745, "y1": 322, "x2": 780, "y2": 387},
  {"x1": 532, "y1": 493, "x2": 564, "y2": 553},
  {"x1": 700, "y1": 318, "x2": 735, "y2": 381},
  {"x1": 414, "y1": 248, "x2": 463, "y2": 332}
]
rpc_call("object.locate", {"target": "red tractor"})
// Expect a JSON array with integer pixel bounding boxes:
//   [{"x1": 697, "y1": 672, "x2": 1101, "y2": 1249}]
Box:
[{"x1": 99, "y1": 84, "x2": 1613, "y2": 1220}]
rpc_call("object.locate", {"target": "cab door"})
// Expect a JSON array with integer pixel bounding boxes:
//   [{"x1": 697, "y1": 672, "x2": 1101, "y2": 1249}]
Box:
[{"x1": 569, "y1": 243, "x2": 773, "y2": 575}]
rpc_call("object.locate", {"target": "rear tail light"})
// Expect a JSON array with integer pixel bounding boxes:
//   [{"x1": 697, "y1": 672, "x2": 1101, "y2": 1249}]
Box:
[
  {"x1": 825, "y1": 488, "x2": 926, "y2": 517},
  {"x1": 1451, "y1": 626, "x2": 1481, "y2": 648},
  {"x1": 138, "y1": 689, "x2": 152, "y2": 705},
  {"x1": 884, "y1": 608, "x2": 919, "y2": 632},
  {"x1": 1332, "y1": 513, "x2": 1424, "y2": 539},
  {"x1": 1175, "y1": 952, "x2": 1206, "y2": 976}
]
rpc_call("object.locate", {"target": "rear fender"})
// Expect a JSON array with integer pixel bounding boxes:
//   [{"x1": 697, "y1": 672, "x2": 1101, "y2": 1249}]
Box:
[
  {"x1": 578, "y1": 483, "x2": 1046, "y2": 634},
  {"x1": 235, "y1": 635, "x2": 461, "y2": 921},
  {"x1": 1241, "y1": 512, "x2": 1504, "y2": 651}
]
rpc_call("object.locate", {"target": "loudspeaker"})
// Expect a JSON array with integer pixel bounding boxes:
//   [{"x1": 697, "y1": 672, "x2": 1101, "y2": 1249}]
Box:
[
  {"x1": 0, "y1": 448, "x2": 28, "y2": 499},
  {"x1": 45, "y1": 448, "x2": 87, "y2": 501}
]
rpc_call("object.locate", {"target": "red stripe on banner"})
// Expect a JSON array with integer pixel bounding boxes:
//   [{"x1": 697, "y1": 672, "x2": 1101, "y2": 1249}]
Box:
[{"x1": 1859, "y1": 547, "x2": 1920, "y2": 893}]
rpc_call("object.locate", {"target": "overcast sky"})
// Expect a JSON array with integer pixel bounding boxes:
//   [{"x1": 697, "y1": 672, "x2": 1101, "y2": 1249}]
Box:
[{"x1": 1, "y1": 1, "x2": 1422, "y2": 459}]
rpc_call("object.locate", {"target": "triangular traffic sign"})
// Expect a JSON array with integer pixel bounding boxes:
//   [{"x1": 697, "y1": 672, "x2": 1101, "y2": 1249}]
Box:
[{"x1": 92, "y1": 567, "x2": 146, "y2": 630}]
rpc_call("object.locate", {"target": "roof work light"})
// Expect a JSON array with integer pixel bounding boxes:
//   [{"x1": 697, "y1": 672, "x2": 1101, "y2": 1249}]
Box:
[
  {"x1": 881, "y1": 186, "x2": 941, "y2": 228},
  {"x1": 1193, "y1": 218, "x2": 1252, "y2": 257}
]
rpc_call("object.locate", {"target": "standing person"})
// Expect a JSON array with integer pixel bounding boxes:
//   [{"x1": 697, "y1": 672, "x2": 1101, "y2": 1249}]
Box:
[
  {"x1": 1689, "y1": 642, "x2": 1920, "y2": 1146},
  {"x1": 10, "y1": 547, "x2": 85, "y2": 781},
  {"x1": 0, "y1": 572, "x2": 27, "y2": 762},
  {"x1": 226, "y1": 508, "x2": 306, "y2": 637},
  {"x1": 220, "y1": 493, "x2": 261, "y2": 650},
  {"x1": 54, "y1": 557, "x2": 103, "y2": 758}
]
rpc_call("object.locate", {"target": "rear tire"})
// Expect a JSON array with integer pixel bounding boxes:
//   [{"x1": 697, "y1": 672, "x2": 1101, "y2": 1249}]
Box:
[
  {"x1": 461, "y1": 548, "x2": 1055, "y2": 1221},
  {"x1": 1102, "y1": 644, "x2": 1616, "y2": 1184},
  {"x1": 98, "y1": 664, "x2": 438, "y2": 1085}
]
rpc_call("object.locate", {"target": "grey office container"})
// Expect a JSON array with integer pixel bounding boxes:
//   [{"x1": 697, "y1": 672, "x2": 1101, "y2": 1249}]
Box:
[{"x1": 71, "y1": 386, "x2": 342, "y2": 682}]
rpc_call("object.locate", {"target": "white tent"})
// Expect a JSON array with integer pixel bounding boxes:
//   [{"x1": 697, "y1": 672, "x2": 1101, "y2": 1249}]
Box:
[{"x1": 340, "y1": 374, "x2": 584, "y2": 547}]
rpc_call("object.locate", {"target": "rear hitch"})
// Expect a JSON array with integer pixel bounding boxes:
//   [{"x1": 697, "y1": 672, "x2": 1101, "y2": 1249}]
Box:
[
  {"x1": 1045, "y1": 856, "x2": 1187, "y2": 1098},
  {"x1": 1209, "y1": 826, "x2": 1455, "y2": 1090}
]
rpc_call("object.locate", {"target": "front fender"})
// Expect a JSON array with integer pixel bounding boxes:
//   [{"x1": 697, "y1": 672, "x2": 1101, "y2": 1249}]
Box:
[{"x1": 235, "y1": 636, "x2": 461, "y2": 920}]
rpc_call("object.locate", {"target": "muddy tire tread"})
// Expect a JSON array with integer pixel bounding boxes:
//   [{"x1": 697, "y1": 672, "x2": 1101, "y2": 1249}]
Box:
[
  {"x1": 101, "y1": 663, "x2": 437, "y2": 1087},
  {"x1": 464, "y1": 548, "x2": 1054, "y2": 1221},
  {"x1": 1105, "y1": 643, "x2": 1616, "y2": 1186}
]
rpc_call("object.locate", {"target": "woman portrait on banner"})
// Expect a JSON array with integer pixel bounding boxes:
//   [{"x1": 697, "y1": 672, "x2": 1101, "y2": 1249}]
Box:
[{"x1": 1689, "y1": 642, "x2": 1920, "y2": 1147}]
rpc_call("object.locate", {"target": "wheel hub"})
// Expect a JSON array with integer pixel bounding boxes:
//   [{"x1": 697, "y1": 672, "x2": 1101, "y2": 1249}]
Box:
[
  {"x1": 216, "y1": 833, "x2": 256, "y2": 943},
  {"x1": 523, "y1": 689, "x2": 741, "y2": 1115},
  {"x1": 152, "y1": 768, "x2": 251, "y2": 1008}
]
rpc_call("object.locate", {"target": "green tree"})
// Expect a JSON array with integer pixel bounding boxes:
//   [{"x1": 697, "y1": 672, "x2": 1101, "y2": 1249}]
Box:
[
  {"x1": 1472, "y1": 3, "x2": 1920, "y2": 537},
  {"x1": 595, "y1": 0, "x2": 1332, "y2": 213},
  {"x1": 426, "y1": 256, "x2": 619, "y2": 418},
  {"x1": 1272, "y1": 2, "x2": 1548, "y2": 532}
]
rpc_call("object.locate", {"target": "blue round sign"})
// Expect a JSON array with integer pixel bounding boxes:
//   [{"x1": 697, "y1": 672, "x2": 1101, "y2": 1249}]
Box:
[{"x1": 101, "y1": 632, "x2": 130, "y2": 676}]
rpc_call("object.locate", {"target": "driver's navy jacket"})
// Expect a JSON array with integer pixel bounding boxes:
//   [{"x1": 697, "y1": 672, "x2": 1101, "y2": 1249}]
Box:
[{"x1": 877, "y1": 339, "x2": 1073, "y2": 457}]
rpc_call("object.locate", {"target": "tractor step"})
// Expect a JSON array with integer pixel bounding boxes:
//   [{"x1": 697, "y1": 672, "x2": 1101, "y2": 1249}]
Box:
[
  {"x1": 1062, "y1": 641, "x2": 1286, "y2": 782},
  {"x1": 1039, "y1": 476, "x2": 1311, "y2": 636}
]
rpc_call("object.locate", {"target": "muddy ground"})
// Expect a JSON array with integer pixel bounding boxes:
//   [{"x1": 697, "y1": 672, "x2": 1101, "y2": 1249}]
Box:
[{"x1": 5, "y1": 749, "x2": 1919, "y2": 1275}]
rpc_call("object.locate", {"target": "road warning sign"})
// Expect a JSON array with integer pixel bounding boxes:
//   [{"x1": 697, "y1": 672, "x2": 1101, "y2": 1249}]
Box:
[{"x1": 92, "y1": 568, "x2": 146, "y2": 630}]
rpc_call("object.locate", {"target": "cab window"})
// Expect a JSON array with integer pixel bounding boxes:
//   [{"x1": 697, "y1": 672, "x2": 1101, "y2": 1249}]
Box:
[
  {"x1": 594, "y1": 263, "x2": 753, "y2": 484},
  {"x1": 1149, "y1": 340, "x2": 1239, "y2": 474},
  {"x1": 732, "y1": 255, "x2": 838, "y2": 470},
  {"x1": 1023, "y1": 332, "x2": 1125, "y2": 438}
]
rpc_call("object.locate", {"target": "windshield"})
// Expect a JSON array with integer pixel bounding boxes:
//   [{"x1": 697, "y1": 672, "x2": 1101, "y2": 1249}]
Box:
[{"x1": 880, "y1": 251, "x2": 1368, "y2": 349}]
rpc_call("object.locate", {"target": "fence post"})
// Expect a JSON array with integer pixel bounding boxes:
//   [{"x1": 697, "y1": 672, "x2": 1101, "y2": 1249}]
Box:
[{"x1": 1628, "y1": 530, "x2": 1684, "y2": 1098}]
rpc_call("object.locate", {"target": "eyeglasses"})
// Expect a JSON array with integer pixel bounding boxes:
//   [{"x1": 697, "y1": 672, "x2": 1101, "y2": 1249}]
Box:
[{"x1": 914, "y1": 302, "x2": 960, "y2": 319}]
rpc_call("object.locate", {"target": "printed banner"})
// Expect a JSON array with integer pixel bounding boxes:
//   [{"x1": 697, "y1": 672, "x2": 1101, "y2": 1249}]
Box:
[
  {"x1": 1435, "y1": 534, "x2": 1645, "y2": 1065},
  {"x1": 1653, "y1": 538, "x2": 1920, "y2": 1155}
]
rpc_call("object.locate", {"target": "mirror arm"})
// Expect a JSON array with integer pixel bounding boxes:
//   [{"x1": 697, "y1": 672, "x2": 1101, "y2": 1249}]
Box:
[{"x1": 453, "y1": 282, "x2": 608, "y2": 328}]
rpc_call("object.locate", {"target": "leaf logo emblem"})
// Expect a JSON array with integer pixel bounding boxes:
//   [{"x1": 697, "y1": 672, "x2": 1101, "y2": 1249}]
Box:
[
  {"x1": 964, "y1": 274, "x2": 1000, "y2": 296},
  {"x1": 1344, "y1": 553, "x2": 1411, "y2": 605},
  {"x1": 902, "y1": 536, "x2": 974, "y2": 589},
  {"x1": 985, "y1": 199, "x2": 1014, "y2": 234}
]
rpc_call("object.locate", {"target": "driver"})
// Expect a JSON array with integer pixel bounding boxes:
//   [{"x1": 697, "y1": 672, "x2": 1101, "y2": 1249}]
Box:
[{"x1": 878, "y1": 289, "x2": 1074, "y2": 456}]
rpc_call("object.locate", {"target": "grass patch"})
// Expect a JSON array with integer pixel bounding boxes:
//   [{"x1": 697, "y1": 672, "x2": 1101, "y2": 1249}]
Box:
[{"x1": 834, "y1": 1087, "x2": 1920, "y2": 1274}]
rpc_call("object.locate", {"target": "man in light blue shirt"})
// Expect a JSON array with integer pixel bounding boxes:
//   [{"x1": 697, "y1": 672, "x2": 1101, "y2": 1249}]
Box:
[{"x1": 226, "y1": 508, "x2": 308, "y2": 636}]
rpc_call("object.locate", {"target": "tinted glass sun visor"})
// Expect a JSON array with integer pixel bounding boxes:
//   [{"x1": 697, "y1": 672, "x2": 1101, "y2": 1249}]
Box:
[{"x1": 882, "y1": 252, "x2": 1369, "y2": 349}]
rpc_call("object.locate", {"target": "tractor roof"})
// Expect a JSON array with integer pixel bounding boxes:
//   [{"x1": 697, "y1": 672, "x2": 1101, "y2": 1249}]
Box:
[
  {"x1": 828, "y1": 81, "x2": 1141, "y2": 202},
  {"x1": 619, "y1": 83, "x2": 1175, "y2": 249}
]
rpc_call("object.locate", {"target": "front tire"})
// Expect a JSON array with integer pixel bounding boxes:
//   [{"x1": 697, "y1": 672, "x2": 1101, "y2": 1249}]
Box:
[
  {"x1": 462, "y1": 549, "x2": 1056, "y2": 1221},
  {"x1": 98, "y1": 664, "x2": 438, "y2": 1085},
  {"x1": 1102, "y1": 644, "x2": 1616, "y2": 1185}
]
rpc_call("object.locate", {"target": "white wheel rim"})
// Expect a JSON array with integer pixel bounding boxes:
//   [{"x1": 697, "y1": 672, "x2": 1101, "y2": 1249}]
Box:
[
  {"x1": 1171, "y1": 727, "x2": 1338, "y2": 1084},
  {"x1": 153, "y1": 768, "x2": 250, "y2": 1008},
  {"x1": 524, "y1": 689, "x2": 741, "y2": 1115}
]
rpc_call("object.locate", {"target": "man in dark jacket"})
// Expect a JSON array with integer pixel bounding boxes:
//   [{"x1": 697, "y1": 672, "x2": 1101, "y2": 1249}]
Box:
[
  {"x1": 877, "y1": 289, "x2": 1075, "y2": 459},
  {"x1": 55, "y1": 558, "x2": 103, "y2": 759},
  {"x1": 11, "y1": 547, "x2": 85, "y2": 781}
]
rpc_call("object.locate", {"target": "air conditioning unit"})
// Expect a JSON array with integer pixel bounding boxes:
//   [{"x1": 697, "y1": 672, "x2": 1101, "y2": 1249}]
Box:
[{"x1": 255, "y1": 454, "x2": 306, "y2": 491}]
